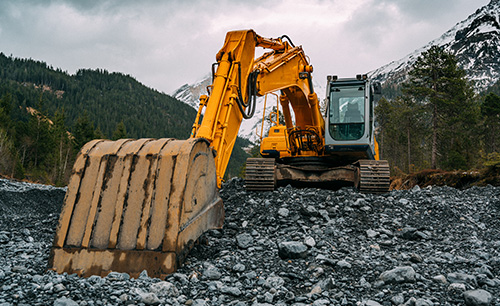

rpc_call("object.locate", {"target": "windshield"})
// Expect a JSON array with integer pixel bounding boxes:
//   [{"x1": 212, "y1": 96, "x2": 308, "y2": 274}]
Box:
[{"x1": 329, "y1": 85, "x2": 365, "y2": 140}]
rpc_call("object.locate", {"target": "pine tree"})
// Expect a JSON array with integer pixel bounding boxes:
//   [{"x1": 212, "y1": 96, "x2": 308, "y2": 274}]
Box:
[
  {"x1": 403, "y1": 45, "x2": 477, "y2": 169},
  {"x1": 481, "y1": 93, "x2": 500, "y2": 153},
  {"x1": 112, "y1": 121, "x2": 127, "y2": 140}
]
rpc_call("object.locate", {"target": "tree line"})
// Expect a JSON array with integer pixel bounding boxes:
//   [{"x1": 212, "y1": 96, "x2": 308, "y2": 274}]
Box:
[
  {"x1": 375, "y1": 46, "x2": 500, "y2": 174},
  {"x1": 0, "y1": 53, "x2": 250, "y2": 185}
]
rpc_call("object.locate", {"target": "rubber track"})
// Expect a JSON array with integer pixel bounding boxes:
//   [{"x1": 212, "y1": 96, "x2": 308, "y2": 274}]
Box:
[
  {"x1": 245, "y1": 158, "x2": 276, "y2": 191},
  {"x1": 358, "y1": 160, "x2": 390, "y2": 194}
]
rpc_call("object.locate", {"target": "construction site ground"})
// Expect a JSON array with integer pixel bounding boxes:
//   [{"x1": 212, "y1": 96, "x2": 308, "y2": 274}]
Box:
[{"x1": 0, "y1": 177, "x2": 499, "y2": 305}]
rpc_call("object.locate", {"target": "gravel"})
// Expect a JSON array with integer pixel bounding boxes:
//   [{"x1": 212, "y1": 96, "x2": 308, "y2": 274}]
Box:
[{"x1": 1, "y1": 177, "x2": 500, "y2": 305}]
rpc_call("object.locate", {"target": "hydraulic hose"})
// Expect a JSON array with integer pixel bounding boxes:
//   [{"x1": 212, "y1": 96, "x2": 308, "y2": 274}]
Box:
[{"x1": 235, "y1": 65, "x2": 259, "y2": 119}]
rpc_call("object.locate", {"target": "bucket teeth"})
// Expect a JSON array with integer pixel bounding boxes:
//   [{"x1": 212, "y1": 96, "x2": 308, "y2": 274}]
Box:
[{"x1": 49, "y1": 138, "x2": 224, "y2": 278}]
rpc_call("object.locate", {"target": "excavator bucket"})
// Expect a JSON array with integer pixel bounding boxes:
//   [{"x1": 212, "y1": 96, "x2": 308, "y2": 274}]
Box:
[{"x1": 48, "y1": 138, "x2": 224, "y2": 279}]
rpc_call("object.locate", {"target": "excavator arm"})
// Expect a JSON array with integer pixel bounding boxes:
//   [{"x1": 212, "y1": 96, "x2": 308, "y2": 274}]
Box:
[{"x1": 191, "y1": 30, "x2": 324, "y2": 187}]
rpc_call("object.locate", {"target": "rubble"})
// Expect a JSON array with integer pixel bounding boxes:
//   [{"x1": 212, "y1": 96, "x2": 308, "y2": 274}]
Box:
[{"x1": 0, "y1": 177, "x2": 499, "y2": 305}]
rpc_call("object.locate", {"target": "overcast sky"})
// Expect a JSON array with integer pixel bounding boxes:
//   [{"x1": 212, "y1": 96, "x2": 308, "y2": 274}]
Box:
[{"x1": 0, "y1": 0, "x2": 490, "y2": 94}]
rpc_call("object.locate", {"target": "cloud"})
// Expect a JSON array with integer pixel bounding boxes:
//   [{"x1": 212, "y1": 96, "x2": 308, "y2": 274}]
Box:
[{"x1": 0, "y1": 0, "x2": 491, "y2": 94}]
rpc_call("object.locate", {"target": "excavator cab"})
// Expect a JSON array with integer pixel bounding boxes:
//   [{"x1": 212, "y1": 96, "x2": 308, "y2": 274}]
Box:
[{"x1": 324, "y1": 75, "x2": 381, "y2": 163}]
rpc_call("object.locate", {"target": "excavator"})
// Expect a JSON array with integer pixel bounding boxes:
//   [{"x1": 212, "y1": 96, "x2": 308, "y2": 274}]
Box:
[{"x1": 48, "y1": 30, "x2": 389, "y2": 279}]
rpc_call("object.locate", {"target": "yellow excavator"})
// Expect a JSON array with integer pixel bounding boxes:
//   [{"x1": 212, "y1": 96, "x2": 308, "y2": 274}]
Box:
[{"x1": 48, "y1": 30, "x2": 389, "y2": 279}]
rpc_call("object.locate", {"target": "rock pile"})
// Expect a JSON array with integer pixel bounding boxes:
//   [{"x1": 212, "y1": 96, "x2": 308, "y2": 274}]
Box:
[{"x1": 0, "y1": 177, "x2": 499, "y2": 305}]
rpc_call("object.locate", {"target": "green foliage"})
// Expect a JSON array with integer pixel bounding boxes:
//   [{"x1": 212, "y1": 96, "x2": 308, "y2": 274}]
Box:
[
  {"x1": 481, "y1": 93, "x2": 500, "y2": 153},
  {"x1": 112, "y1": 121, "x2": 127, "y2": 140},
  {"x1": 377, "y1": 46, "x2": 481, "y2": 173}
]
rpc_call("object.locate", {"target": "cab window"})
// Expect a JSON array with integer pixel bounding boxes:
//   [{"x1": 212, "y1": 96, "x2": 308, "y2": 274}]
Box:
[{"x1": 329, "y1": 85, "x2": 365, "y2": 140}]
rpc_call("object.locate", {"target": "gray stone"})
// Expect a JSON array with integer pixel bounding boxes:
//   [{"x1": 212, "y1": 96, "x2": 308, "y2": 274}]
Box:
[
  {"x1": 379, "y1": 266, "x2": 416, "y2": 284},
  {"x1": 415, "y1": 298, "x2": 434, "y2": 306},
  {"x1": 304, "y1": 236, "x2": 316, "y2": 248},
  {"x1": 264, "y1": 291, "x2": 274, "y2": 303},
  {"x1": 220, "y1": 285, "x2": 241, "y2": 296},
  {"x1": 53, "y1": 283, "x2": 66, "y2": 292},
  {"x1": 264, "y1": 275, "x2": 285, "y2": 289},
  {"x1": 139, "y1": 269, "x2": 149, "y2": 279},
  {"x1": 464, "y1": 289, "x2": 493, "y2": 306},
  {"x1": 140, "y1": 292, "x2": 161, "y2": 305},
  {"x1": 366, "y1": 229, "x2": 379, "y2": 238},
  {"x1": 432, "y1": 274, "x2": 447, "y2": 284},
  {"x1": 278, "y1": 241, "x2": 308, "y2": 259},
  {"x1": 363, "y1": 300, "x2": 382, "y2": 306},
  {"x1": 278, "y1": 207, "x2": 289, "y2": 217},
  {"x1": 336, "y1": 259, "x2": 352, "y2": 269},
  {"x1": 448, "y1": 283, "x2": 467, "y2": 291},
  {"x1": 447, "y1": 272, "x2": 477, "y2": 285},
  {"x1": 150, "y1": 281, "x2": 179, "y2": 297},
  {"x1": 203, "y1": 264, "x2": 221, "y2": 280},
  {"x1": 232, "y1": 263, "x2": 246, "y2": 272},
  {"x1": 391, "y1": 295, "x2": 405, "y2": 305},
  {"x1": 11, "y1": 266, "x2": 28, "y2": 274},
  {"x1": 236, "y1": 233, "x2": 254, "y2": 249},
  {"x1": 313, "y1": 299, "x2": 331, "y2": 306},
  {"x1": 106, "y1": 271, "x2": 130, "y2": 281},
  {"x1": 192, "y1": 299, "x2": 208, "y2": 306},
  {"x1": 53, "y1": 297, "x2": 78, "y2": 306}
]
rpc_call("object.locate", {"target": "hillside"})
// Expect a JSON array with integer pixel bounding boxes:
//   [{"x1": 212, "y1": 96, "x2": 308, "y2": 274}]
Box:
[
  {"x1": 0, "y1": 53, "x2": 196, "y2": 139},
  {"x1": 0, "y1": 53, "x2": 249, "y2": 183}
]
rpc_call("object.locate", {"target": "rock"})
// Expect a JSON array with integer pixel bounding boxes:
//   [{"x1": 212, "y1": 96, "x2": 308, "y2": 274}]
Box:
[
  {"x1": 301, "y1": 205, "x2": 318, "y2": 216},
  {"x1": 463, "y1": 289, "x2": 493, "y2": 306},
  {"x1": 401, "y1": 227, "x2": 420, "y2": 240},
  {"x1": 139, "y1": 269, "x2": 149, "y2": 279},
  {"x1": 140, "y1": 292, "x2": 161, "y2": 305},
  {"x1": 0, "y1": 233, "x2": 9, "y2": 243},
  {"x1": 336, "y1": 259, "x2": 352, "y2": 269},
  {"x1": 106, "y1": 271, "x2": 130, "y2": 281},
  {"x1": 11, "y1": 266, "x2": 28, "y2": 274},
  {"x1": 304, "y1": 236, "x2": 316, "y2": 248},
  {"x1": 278, "y1": 241, "x2": 308, "y2": 259},
  {"x1": 236, "y1": 233, "x2": 254, "y2": 249},
  {"x1": 278, "y1": 207, "x2": 289, "y2": 217},
  {"x1": 448, "y1": 283, "x2": 467, "y2": 291},
  {"x1": 53, "y1": 283, "x2": 66, "y2": 292},
  {"x1": 264, "y1": 276, "x2": 285, "y2": 289},
  {"x1": 432, "y1": 274, "x2": 447, "y2": 284},
  {"x1": 192, "y1": 299, "x2": 208, "y2": 306},
  {"x1": 264, "y1": 291, "x2": 274, "y2": 303},
  {"x1": 220, "y1": 286, "x2": 241, "y2": 296},
  {"x1": 391, "y1": 295, "x2": 405, "y2": 305},
  {"x1": 150, "y1": 281, "x2": 179, "y2": 297},
  {"x1": 415, "y1": 298, "x2": 434, "y2": 306},
  {"x1": 410, "y1": 253, "x2": 423, "y2": 263},
  {"x1": 366, "y1": 229, "x2": 379, "y2": 238},
  {"x1": 203, "y1": 264, "x2": 221, "y2": 280},
  {"x1": 447, "y1": 272, "x2": 477, "y2": 285},
  {"x1": 53, "y1": 297, "x2": 78, "y2": 306},
  {"x1": 232, "y1": 263, "x2": 246, "y2": 272},
  {"x1": 363, "y1": 300, "x2": 382, "y2": 306},
  {"x1": 379, "y1": 266, "x2": 416, "y2": 284}
]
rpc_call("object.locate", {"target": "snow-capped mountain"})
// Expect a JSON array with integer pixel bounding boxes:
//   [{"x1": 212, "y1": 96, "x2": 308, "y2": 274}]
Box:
[
  {"x1": 370, "y1": 0, "x2": 500, "y2": 91},
  {"x1": 172, "y1": 74, "x2": 326, "y2": 143}
]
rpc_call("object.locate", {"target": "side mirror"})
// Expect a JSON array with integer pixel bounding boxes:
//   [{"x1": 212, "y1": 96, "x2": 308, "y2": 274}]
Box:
[{"x1": 372, "y1": 82, "x2": 382, "y2": 95}]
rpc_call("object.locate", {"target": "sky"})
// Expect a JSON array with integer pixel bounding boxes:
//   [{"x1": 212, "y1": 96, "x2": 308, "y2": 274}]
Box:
[{"x1": 0, "y1": 0, "x2": 491, "y2": 95}]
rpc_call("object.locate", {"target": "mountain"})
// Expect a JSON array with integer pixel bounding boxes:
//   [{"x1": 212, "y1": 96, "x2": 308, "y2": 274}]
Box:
[
  {"x1": 370, "y1": 0, "x2": 500, "y2": 92},
  {"x1": 172, "y1": 75, "x2": 326, "y2": 143}
]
